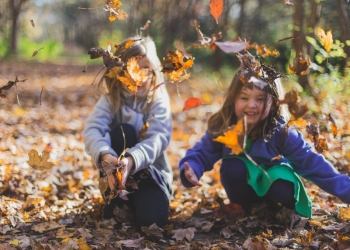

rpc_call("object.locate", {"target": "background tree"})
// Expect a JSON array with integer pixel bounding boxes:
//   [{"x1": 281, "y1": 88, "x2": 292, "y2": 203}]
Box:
[{"x1": 9, "y1": 0, "x2": 29, "y2": 55}]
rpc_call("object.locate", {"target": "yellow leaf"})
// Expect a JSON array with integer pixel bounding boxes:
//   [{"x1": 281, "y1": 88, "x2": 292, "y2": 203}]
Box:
[
  {"x1": 105, "y1": 0, "x2": 122, "y2": 9},
  {"x1": 105, "y1": 66, "x2": 121, "y2": 79},
  {"x1": 317, "y1": 27, "x2": 333, "y2": 52},
  {"x1": 339, "y1": 207, "x2": 350, "y2": 220},
  {"x1": 27, "y1": 149, "x2": 54, "y2": 170},
  {"x1": 213, "y1": 118, "x2": 245, "y2": 155},
  {"x1": 9, "y1": 239, "x2": 19, "y2": 247}
]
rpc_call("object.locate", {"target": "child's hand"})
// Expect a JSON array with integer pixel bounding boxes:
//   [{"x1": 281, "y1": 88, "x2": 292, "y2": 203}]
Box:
[
  {"x1": 184, "y1": 162, "x2": 202, "y2": 186},
  {"x1": 119, "y1": 156, "x2": 135, "y2": 186}
]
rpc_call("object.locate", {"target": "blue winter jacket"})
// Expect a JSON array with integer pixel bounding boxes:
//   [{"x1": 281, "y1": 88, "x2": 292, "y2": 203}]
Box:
[{"x1": 179, "y1": 118, "x2": 350, "y2": 204}]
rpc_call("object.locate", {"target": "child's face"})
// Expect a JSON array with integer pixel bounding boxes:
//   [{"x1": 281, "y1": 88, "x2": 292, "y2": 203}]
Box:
[{"x1": 235, "y1": 86, "x2": 272, "y2": 125}]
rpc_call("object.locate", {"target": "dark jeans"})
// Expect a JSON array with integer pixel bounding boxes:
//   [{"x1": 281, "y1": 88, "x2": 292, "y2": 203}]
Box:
[
  {"x1": 220, "y1": 157, "x2": 296, "y2": 211},
  {"x1": 103, "y1": 123, "x2": 169, "y2": 228}
]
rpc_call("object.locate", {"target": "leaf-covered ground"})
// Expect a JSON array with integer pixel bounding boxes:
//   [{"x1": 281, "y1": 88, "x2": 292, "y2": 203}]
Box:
[{"x1": 1, "y1": 62, "x2": 350, "y2": 249}]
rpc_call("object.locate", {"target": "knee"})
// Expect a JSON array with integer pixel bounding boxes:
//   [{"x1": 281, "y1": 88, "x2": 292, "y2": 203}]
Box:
[
  {"x1": 135, "y1": 209, "x2": 169, "y2": 228},
  {"x1": 220, "y1": 158, "x2": 247, "y2": 184}
]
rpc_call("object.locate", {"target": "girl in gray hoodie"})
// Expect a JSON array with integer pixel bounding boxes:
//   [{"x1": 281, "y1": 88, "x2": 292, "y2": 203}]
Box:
[{"x1": 83, "y1": 36, "x2": 172, "y2": 227}]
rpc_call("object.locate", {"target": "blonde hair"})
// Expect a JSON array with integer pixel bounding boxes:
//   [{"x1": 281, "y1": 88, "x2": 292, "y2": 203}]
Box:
[
  {"x1": 208, "y1": 68, "x2": 289, "y2": 140},
  {"x1": 98, "y1": 36, "x2": 164, "y2": 114}
]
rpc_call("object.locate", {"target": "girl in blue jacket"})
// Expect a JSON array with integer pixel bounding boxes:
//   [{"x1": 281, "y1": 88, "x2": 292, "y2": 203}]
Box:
[{"x1": 179, "y1": 53, "x2": 350, "y2": 217}]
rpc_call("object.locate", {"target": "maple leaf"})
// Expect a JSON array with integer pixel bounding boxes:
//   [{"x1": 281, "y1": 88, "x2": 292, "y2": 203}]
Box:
[
  {"x1": 172, "y1": 227, "x2": 196, "y2": 242},
  {"x1": 118, "y1": 57, "x2": 150, "y2": 92},
  {"x1": 213, "y1": 117, "x2": 245, "y2": 155},
  {"x1": 317, "y1": 27, "x2": 333, "y2": 52},
  {"x1": 162, "y1": 50, "x2": 194, "y2": 82},
  {"x1": 245, "y1": 43, "x2": 280, "y2": 57},
  {"x1": 279, "y1": 90, "x2": 309, "y2": 120},
  {"x1": 288, "y1": 52, "x2": 311, "y2": 75},
  {"x1": 27, "y1": 149, "x2": 54, "y2": 170},
  {"x1": 182, "y1": 97, "x2": 204, "y2": 111},
  {"x1": 209, "y1": 0, "x2": 223, "y2": 24}
]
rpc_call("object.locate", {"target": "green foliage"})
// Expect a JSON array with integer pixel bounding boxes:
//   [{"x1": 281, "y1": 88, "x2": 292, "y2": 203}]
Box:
[{"x1": 18, "y1": 37, "x2": 63, "y2": 61}]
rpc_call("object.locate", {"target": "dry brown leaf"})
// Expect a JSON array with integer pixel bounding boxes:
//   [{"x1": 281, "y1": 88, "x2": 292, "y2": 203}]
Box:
[
  {"x1": 27, "y1": 149, "x2": 54, "y2": 170},
  {"x1": 172, "y1": 227, "x2": 196, "y2": 242}
]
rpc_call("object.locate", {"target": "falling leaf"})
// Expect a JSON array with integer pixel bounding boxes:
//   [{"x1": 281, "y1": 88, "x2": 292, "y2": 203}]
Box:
[
  {"x1": 104, "y1": 0, "x2": 127, "y2": 22},
  {"x1": 118, "y1": 57, "x2": 150, "y2": 92},
  {"x1": 284, "y1": 0, "x2": 294, "y2": 5},
  {"x1": 182, "y1": 97, "x2": 204, "y2": 111},
  {"x1": 279, "y1": 90, "x2": 309, "y2": 120},
  {"x1": 213, "y1": 118, "x2": 245, "y2": 155},
  {"x1": 276, "y1": 36, "x2": 298, "y2": 42},
  {"x1": 162, "y1": 49, "x2": 194, "y2": 82},
  {"x1": 140, "y1": 20, "x2": 151, "y2": 31},
  {"x1": 0, "y1": 77, "x2": 27, "y2": 98},
  {"x1": 27, "y1": 149, "x2": 54, "y2": 170},
  {"x1": 215, "y1": 40, "x2": 249, "y2": 54},
  {"x1": 328, "y1": 114, "x2": 337, "y2": 138},
  {"x1": 193, "y1": 20, "x2": 222, "y2": 50},
  {"x1": 174, "y1": 40, "x2": 192, "y2": 58},
  {"x1": 30, "y1": 20, "x2": 35, "y2": 27},
  {"x1": 288, "y1": 52, "x2": 311, "y2": 75},
  {"x1": 209, "y1": 0, "x2": 223, "y2": 24},
  {"x1": 140, "y1": 121, "x2": 149, "y2": 138},
  {"x1": 172, "y1": 227, "x2": 196, "y2": 242},
  {"x1": 31, "y1": 47, "x2": 44, "y2": 58},
  {"x1": 317, "y1": 27, "x2": 333, "y2": 52},
  {"x1": 271, "y1": 155, "x2": 283, "y2": 161},
  {"x1": 245, "y1": 43, "x2": 279, "y2": 57}
]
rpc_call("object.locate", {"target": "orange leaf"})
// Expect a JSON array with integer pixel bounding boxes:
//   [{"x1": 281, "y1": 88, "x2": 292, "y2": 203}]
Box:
[
  {"x1": 245, "y1": 43, "x2": 279, "y2": 57},
  {"x1": 213, "y1": 118, "x2": 245, "y2": 155},
  {"x1": 209, "y1": 0, "x2": 223, "y2": 24},
  {"x1": 317, "y1": 27, "x2": 333, "y2": 52},
  {"x1": 183, "y1": 97, "x2": 204, "y2": 111},
  {"x1": 288, "y1": 52, "x2": 311, "y2": 75}
]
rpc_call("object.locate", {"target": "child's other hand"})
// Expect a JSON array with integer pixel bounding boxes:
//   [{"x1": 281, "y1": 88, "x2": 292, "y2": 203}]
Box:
[
  {"x1": 101, "y1": 153, "x2": 118, "y2": 165},
  {"x1": 184, "y1": 162, "x2": 202, "y2": 186},
  {"x1": 119, "y1": 156, "x2": 135, "y2": 187}
]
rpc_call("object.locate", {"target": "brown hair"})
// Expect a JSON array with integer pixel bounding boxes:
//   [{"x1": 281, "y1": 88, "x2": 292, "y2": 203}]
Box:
[
  {"x1": 207, "y1": 67, "x2": 288, "y2": 141},
  {"x1": 98, "y1": 36, "x2": 164, "y2": 114}
]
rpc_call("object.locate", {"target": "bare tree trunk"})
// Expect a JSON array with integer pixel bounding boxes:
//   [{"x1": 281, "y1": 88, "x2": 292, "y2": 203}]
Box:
[
  {"x1": 292, "y1": 0, "x2": 310, "y2": 93},
  {"x1": 337, "y1": 0, "x2": 350, "y2": 61},
  {"x1": 306, "y1": 0, "x2": 322, "y2": 60},
  {"x1": 237, "y1": 0, "x2": 246, "y2": 38},
  {"x1": 9, "y1": 0, "x2": 28, "y2": 54}
]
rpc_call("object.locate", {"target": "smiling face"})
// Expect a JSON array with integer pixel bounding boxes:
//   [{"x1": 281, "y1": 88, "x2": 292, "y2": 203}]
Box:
[{"x1": 234, "y1": 86, "x2": 273, "y2": 125}]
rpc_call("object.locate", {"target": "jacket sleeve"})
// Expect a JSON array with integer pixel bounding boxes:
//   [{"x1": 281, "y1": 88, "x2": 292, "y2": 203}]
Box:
[
  {"x1": 179, "y1": 131, "x2": 223, "y2": 187},
  {"x1": 83, "y1": 96, "x2": 118, "y2": 169},
  {"x1": 126, "y1": 89, "x2": 172, "y2": 174},
  {"x1": 278, "y1": 128, "x2": 350, "y2": 204}
]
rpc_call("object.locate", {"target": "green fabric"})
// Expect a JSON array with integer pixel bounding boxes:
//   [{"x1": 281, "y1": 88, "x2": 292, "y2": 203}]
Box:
[{"x1": 222, "y1": 139, "x2": 312, "y2": 218}]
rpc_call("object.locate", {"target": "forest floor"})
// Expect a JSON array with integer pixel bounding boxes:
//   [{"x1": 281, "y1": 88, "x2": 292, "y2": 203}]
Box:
[{"x1": 1, "y1": 62, "x2": 350, "y2": 249}]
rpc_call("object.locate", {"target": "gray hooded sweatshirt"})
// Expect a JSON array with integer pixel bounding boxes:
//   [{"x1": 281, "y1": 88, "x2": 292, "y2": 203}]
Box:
[{"x1": 83, "y1": 86, "x2": 173, "y2": 199}]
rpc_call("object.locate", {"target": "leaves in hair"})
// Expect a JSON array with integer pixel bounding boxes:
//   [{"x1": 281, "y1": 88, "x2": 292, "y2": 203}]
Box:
[
  {"x1": 213, "y1": 118, "x2": 245, "y2": 155},
  {"x1": 317, "y1": 27, "x2": 333, "y2": 52},
  {"x1": 161, "y1": 49, "x2": 194, "y2": 82},
  {"x1": 209, "y1": 0, "x2": 223, "y2": 24},
  {"x1": 245, "y1": 43, "x2": 280, "y2": 57},
  {"x1": 183, "y1": 97, "x2": 204, "y2": 111},
  {"x1": 118, "y1": 57, "x2": 150, "y2": 92},
  {"x1": 288, "y1": 52, "x2": 311, "y2": 75},
  {"x1": 87, "y1": 47, "x2": 124, "y2": 70},
  {"x1": 193, "y1": 20, "x2": 222, "y2": 50}
]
